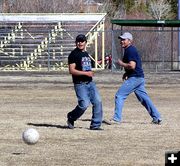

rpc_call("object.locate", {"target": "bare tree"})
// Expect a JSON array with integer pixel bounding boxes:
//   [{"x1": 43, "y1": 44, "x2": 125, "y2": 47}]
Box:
[
  {"x1": 99, "y1": 0, "x2": 126, "y2": 19},
  {"x1": 148, "y1": 0, "x2": 171, "y2": 20},
  {"x1": 0, "y1": 0, "x2": 86, "y2": 13}
]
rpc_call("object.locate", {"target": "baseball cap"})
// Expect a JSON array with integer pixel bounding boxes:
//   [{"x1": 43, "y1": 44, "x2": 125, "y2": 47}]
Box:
[
  {"x1": 118, "y1": 32, "x2": 133, "y2": 40},
  {"x1": 76, "y1": 34, "x2": 87, "y2": 42}
]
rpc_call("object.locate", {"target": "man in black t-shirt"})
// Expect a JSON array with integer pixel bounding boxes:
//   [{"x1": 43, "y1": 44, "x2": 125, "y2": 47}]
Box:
[{"x1": 67, "y1": 34, "x2": 103, "y2": 130}]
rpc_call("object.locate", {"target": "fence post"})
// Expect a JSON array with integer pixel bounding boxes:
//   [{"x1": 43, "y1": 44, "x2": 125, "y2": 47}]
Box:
[{"x1": 47, "y1": 32, "x2": 50, "y2": 71}]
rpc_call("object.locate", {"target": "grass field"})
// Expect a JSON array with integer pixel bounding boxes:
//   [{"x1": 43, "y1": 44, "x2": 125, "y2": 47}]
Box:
[{"x1": 0, "y1": 70, "x2": 179, "y2": 166}]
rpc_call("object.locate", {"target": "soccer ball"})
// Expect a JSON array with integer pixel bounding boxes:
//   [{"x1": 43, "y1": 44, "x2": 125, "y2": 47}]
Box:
[{"x1": 22, "y1": 128, "x2": 39, "y2": 145}]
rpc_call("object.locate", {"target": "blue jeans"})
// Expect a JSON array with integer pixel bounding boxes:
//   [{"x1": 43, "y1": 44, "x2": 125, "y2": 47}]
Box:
[
  {"x1": 68, "y1": 81, "x2": 103, "y2": 128},
  {"x1": 113, "y1": 77, "x2": 161, "y2": 122}
]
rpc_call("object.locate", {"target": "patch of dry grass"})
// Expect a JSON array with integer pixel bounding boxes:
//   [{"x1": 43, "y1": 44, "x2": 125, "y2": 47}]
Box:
[{"x1": 0, "y1": 71, "x2": 179, "y2": 166}]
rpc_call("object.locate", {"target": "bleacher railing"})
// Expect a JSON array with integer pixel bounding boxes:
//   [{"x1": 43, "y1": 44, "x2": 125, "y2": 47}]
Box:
[{"x1": 0, "y1": 13, "x2": 106, "y2": 71}]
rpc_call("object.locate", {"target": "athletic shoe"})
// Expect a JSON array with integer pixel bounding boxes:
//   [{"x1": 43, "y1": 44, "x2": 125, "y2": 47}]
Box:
[
  {"x1": 151, "y1": 119, "x2": 162, "y2": 125},
  {"x1": 90, "y1": 127, "x2": 104, "y2": 131},
  {"x1": 103, "y1": 119, "x2": 121, "y2": 125},
  {"x1": 67, "y1": 119, "x2": 74, "y2": 129}
]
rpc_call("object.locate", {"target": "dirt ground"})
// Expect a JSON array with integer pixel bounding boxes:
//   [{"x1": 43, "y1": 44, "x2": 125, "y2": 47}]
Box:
[{"x1": 0, "y1": 70, "x2": 179, "y2": 166}]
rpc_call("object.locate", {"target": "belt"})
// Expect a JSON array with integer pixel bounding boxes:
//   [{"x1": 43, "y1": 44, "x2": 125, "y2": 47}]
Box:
[{"x1": 75, "y1": 81, "x2": 91, "y2": 84}]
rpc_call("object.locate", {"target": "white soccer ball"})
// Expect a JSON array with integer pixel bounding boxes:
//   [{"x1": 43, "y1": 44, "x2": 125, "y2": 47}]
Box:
[{"x1": 22, "y1": 128, "x2": 39, "y2": 145}]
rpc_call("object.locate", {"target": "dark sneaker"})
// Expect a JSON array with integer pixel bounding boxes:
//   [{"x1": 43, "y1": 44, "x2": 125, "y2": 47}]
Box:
[
  {"x1": 151, "y1": 119, "x2": 162, "y2": 125},
  {"x1": 67, "y1": 119, "x2": 74, "y2": 129},
  {"x1": 90, "y1": 127, "x2": 104, "y2": 131}
]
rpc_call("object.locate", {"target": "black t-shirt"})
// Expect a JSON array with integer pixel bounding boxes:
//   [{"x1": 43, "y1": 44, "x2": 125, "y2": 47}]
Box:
[{"x1": 68, "y1": 47, "x2": 92, "y2": 84}]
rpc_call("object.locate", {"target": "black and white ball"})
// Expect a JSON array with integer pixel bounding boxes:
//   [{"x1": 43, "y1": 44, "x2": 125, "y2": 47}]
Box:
[{"x1": 22, "y1": 128, "x2": 39, "y2": 145}]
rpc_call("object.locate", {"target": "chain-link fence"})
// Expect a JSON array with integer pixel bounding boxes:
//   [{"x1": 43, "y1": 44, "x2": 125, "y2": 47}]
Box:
[
  {"x1": 111, "y1": 27, "x2": 180, "y2": 72},
  {"x1": 0, "y1": 18, "x2": 180, "y2": 72}
]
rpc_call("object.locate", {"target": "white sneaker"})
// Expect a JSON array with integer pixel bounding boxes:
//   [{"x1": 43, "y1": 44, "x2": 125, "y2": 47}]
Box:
[{"x1": 103, "y1": 119, "x2": 121, "y2": 125}]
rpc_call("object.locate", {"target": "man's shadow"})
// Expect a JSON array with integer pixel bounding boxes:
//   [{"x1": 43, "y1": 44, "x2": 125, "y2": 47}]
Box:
[{"x1": 27, "y1": 123, "x2": 69, "y2": 129}]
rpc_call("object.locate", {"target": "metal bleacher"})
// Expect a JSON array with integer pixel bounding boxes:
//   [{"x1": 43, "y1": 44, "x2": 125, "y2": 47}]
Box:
[{"x1": 0, "y1": 13, "x2": 106, "y2": 71}]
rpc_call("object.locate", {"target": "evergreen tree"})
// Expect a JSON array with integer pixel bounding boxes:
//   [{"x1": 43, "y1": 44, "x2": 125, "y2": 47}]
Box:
[{"x1": 167, "y1": 0, "x2": 177, "y2": 18}]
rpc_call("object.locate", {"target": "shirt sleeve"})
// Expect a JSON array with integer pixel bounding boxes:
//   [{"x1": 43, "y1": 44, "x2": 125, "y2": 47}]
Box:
[
  {"x1": 68, "y1": 51, "x2": 75, "y2": 64},
  {"x1": 127, "y1": 47, "x2": 138, "y2": 63}
]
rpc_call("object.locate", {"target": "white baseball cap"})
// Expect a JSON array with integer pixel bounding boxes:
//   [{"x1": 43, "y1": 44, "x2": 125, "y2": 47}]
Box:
[{"x1": 118, "y1": 32, "x2": 133, "y2": 40}]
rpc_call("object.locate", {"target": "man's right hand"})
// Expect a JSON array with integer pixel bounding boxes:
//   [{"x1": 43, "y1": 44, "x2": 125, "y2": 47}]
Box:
[
  {"x1": 85, "y1": 71, "x2": 94, "y2": 77},
  {"x1": 122, "y1": 73, "x2": 128, "y2": 81}
]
